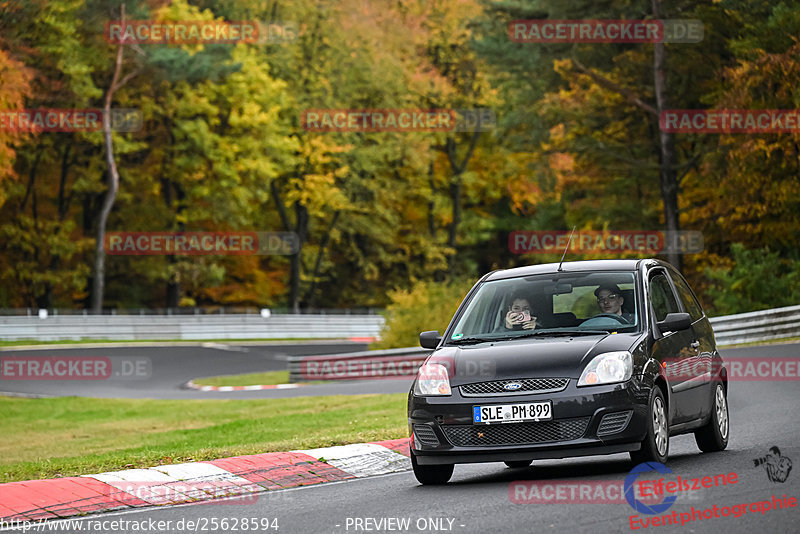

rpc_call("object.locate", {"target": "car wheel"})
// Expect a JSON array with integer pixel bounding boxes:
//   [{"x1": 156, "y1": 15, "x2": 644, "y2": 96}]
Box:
[
  {"x1": 411, "y1": 451, "x2": 454, "y2": 485},
  {"x1": 694, "y1": 381, "x2": 729, "y2": 452},
  {"x1": 630, "y1": 386, "x2": 669, "y2": 465},
  {"x1": 504, "y1": 460, "x2": 532, "y2": 469}
]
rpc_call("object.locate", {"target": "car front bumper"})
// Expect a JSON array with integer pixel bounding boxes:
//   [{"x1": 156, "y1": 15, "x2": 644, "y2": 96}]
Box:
[{"x1": 408, "y1": 379, "x2": 650, "y2": 465}]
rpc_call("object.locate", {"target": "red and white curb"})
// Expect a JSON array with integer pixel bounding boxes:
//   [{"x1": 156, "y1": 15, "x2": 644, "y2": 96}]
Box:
[
  {"x1": 0, "y1": 439, "x2": 410, "y2": 522},
  {"x1": 184, "y1": 380, "x2": 304, "y2": 392}
]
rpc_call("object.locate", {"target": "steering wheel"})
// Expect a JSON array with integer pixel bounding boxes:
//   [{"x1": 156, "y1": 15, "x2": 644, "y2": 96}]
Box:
[{"x1": 581, "y1": 313, "x2": 630, "y2": 326}]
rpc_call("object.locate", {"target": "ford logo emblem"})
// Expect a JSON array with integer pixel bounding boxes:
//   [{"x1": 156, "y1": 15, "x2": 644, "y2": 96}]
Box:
[{"x1": 504, "y1": 382, "x2": 522, "y2": 391}]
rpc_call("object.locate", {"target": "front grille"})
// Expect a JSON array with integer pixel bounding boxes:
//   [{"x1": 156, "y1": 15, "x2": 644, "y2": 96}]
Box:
[
  {"x1": 413, "y1": 424, "x2": 440, "y2": 446},
  {"x1": 597, "y1": 411, "x2": 633, "y2": 436},
  {"x1": 460, "y1": 378, "x2": 569, "y2": 397},
  {"x1": 442, "y1": 417, "x2": 590, "y2": 447}
]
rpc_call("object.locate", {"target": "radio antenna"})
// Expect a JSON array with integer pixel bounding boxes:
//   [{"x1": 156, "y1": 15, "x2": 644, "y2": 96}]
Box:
[{"x1": 557, "y1": 226, "x2": 577, "y2": 272}]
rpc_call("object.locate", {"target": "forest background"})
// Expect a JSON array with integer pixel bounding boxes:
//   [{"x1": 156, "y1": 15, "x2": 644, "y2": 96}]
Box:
[{"x1": 1, "y1": 0, "x2": 798, "y2": 320}]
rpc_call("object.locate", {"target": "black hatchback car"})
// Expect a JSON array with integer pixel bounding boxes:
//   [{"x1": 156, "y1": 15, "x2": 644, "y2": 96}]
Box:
[{"x1": 407, "y1": 259, "x2": 729, "y2": 484}]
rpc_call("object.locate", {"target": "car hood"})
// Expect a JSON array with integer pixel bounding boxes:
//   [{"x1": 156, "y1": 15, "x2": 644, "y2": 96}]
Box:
[{"x1": 428, "y1": 334, "x2": 640, "y2": 384}]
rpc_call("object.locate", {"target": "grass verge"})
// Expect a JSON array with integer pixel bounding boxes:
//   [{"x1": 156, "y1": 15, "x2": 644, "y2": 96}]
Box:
[
  {"x1": 192, "y1": 370, "x2": 291, "y2": 387},
  {"x1": 0, "y1": 393, "x2": 407, "y2": 483}
]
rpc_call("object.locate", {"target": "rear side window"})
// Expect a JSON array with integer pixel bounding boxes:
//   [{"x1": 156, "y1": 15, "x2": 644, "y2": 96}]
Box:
[
  {"x1": 668, "y1": 271, "x2": 704, "y2": 321},
  {"x1": 649, "y1": 272, "x2": 680, "y2": 322}
]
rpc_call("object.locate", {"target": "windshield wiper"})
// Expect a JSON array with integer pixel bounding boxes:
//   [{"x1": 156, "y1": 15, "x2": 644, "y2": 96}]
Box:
[
  {"x1": 511, "y1": 329, "x2": 610, "y2": 339},
  {"x1": 448, "y1": 336, "x2": 510, "y2": 345}
]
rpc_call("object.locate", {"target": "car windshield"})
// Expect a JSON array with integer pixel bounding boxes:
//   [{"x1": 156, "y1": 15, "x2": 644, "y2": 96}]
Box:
[{"x1": 447, "y1": 271, "x2": 638, "y2": 343}]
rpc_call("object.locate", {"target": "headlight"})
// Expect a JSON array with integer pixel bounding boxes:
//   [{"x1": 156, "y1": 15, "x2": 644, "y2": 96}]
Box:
[
  {"x1": 578, "y1": 351, "x2": 632, "y2": 386},
  {"x1": 414, "y1": 363, "x2": 451, "y2": 395}
]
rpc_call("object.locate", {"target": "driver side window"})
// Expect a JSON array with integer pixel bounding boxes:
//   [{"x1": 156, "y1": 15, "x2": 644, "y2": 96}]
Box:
[{"x1": 649, "y1": 272, "x2": 680, "y2": 322}]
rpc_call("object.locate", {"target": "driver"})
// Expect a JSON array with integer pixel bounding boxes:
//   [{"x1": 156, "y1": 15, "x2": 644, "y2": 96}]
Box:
[
  {"x1": 503, "y1": 296, "x2": 538, "y2": 330},
  {"x1": 594, "y1": 284, "x2": 633, "y2": 323}
]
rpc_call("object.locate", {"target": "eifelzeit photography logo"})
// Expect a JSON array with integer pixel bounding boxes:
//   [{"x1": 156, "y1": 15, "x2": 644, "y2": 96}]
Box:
[{"x1": 753, "y1": 446, "x2": 793, "y2": 483}]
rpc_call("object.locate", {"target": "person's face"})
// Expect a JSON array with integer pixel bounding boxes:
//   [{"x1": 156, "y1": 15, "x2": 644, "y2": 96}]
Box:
[
  {"x1": 596, "y1": 289, "x2": 623, "y2": 315},
  {"x1": 510, "y1": 299, "x2": 531, "y2": 314}
]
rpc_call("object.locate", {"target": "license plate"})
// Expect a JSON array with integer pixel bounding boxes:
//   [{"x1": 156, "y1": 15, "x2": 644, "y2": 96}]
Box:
[{"x1": 473, "y1": 402, "x2": 552, "y2": 424}]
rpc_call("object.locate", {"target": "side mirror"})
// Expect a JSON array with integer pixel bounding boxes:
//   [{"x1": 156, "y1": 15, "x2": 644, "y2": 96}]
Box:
[
  {"x1": 657, "y1": 312, "x2": 691, "y2": 333},
  {"x1": 419, "y1": 330, "x2": 442, "y2": 349}
]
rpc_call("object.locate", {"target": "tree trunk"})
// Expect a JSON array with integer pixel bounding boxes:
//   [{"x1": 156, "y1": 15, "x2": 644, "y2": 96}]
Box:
[
  {"x1": 652, "y1": 0, "x2": 681, "y2": 270},
  {"x1": 443, "y1": 132, "x2": 480, "y2": 270},
  {"x1": 91, "y1": 4, "x2": 138, "y2": 311},
  {"x1": 305, "y1": 210, "x2": 339, "y2": 308},
  {"x1": 427, "y1": 162, "x2": 436, "y2": 238}
]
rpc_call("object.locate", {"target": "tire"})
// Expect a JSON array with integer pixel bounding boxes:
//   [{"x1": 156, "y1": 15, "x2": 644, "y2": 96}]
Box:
[
  {"x1": 630, "y1": 386, "x2": 669, "y2": 465},
  {"x1": 694, "y1": 381, "x2": 729, "y2": 452},
  {"x1": 411, "y1": 451, "x2": 454, "y2": 485},
  {"x1": 504, "y1": 460, "x2": 532, "y2": 469}
]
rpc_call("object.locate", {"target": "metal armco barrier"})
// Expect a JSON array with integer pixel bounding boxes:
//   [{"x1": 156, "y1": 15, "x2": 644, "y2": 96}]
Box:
[
  {"x1": 288, "y1": 347, "x2": 431, "y2": 382},
  {"x1": 709, "y1": 304, "x2": 800, "y2": 346},
  {"x1": 0, "y1": 314, "x2": 385, "y2": 341}
]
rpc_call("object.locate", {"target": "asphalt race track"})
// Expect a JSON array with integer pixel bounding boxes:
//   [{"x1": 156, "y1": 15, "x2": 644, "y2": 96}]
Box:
[
  {"x1": 0, "y1": 341, "x2": 413, "y2": 399},
  {"x1": 1, "y1": 342, "x2": 799, "y2": 533},
  {"x1": 9, "y1": 342, "x2": 799, "y2": 534}
]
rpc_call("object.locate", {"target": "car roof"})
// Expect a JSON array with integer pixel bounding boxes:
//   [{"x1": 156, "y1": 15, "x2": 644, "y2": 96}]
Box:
[{"x1": 483, "y1": 259, "x2": 667, "y2": 281}]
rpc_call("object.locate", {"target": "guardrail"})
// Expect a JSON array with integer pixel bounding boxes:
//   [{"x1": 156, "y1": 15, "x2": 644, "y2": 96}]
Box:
[
  {"x1": 708, "y1": 304, "x2": 800, "y2": 347},
  {"x1": 286, "y1": 305, "x2": 800, "y2": 382},
  {"x1": 0, "y1": 314, "x2": 385, "y2": 341}
]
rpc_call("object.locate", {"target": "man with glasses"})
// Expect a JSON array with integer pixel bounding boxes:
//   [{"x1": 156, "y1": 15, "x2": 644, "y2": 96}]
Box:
[{"x1": 594, "y1": 284, "x2": 633, "y2": 323}]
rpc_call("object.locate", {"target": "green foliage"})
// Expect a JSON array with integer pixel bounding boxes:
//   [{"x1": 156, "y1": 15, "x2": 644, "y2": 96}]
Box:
[
  {"x1": 374, "y1": 278, "x2": 476, "y2": 349},
  {"x1": 0, "y1": 0, "x2": 798, "y2": 313},
  {"x1": 704, "y1": 244, "x2": 800, "y2": 316}
]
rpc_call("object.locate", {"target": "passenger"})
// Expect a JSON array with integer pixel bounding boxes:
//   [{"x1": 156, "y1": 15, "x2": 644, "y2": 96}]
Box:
[
  {"x1": 503, "y1": 296, "x2": 538, "y2": 330},
  {"x1": 594, "y1": 284, "x2": 633, "y2": 323}
]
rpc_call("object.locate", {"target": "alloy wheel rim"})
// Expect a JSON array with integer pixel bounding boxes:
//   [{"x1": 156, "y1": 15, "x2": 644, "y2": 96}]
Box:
[
  {"x1": 653, "y1": 396, "x2": 668, "y2": 456},
  {"x1": 715, "y1": 385, "x2": 729, "y2": 439}
]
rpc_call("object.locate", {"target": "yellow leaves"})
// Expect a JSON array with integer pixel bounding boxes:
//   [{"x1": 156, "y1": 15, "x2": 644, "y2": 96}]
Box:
[
  {"x1": 0, "y1": 48, "x2": 33, "y2": 194},
  {"x1": 285, "y1": 172, "x2": 347, "y2": 213},
  {"x1": 552, "y1": 58, "x2": 573, "y2": 78}
]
